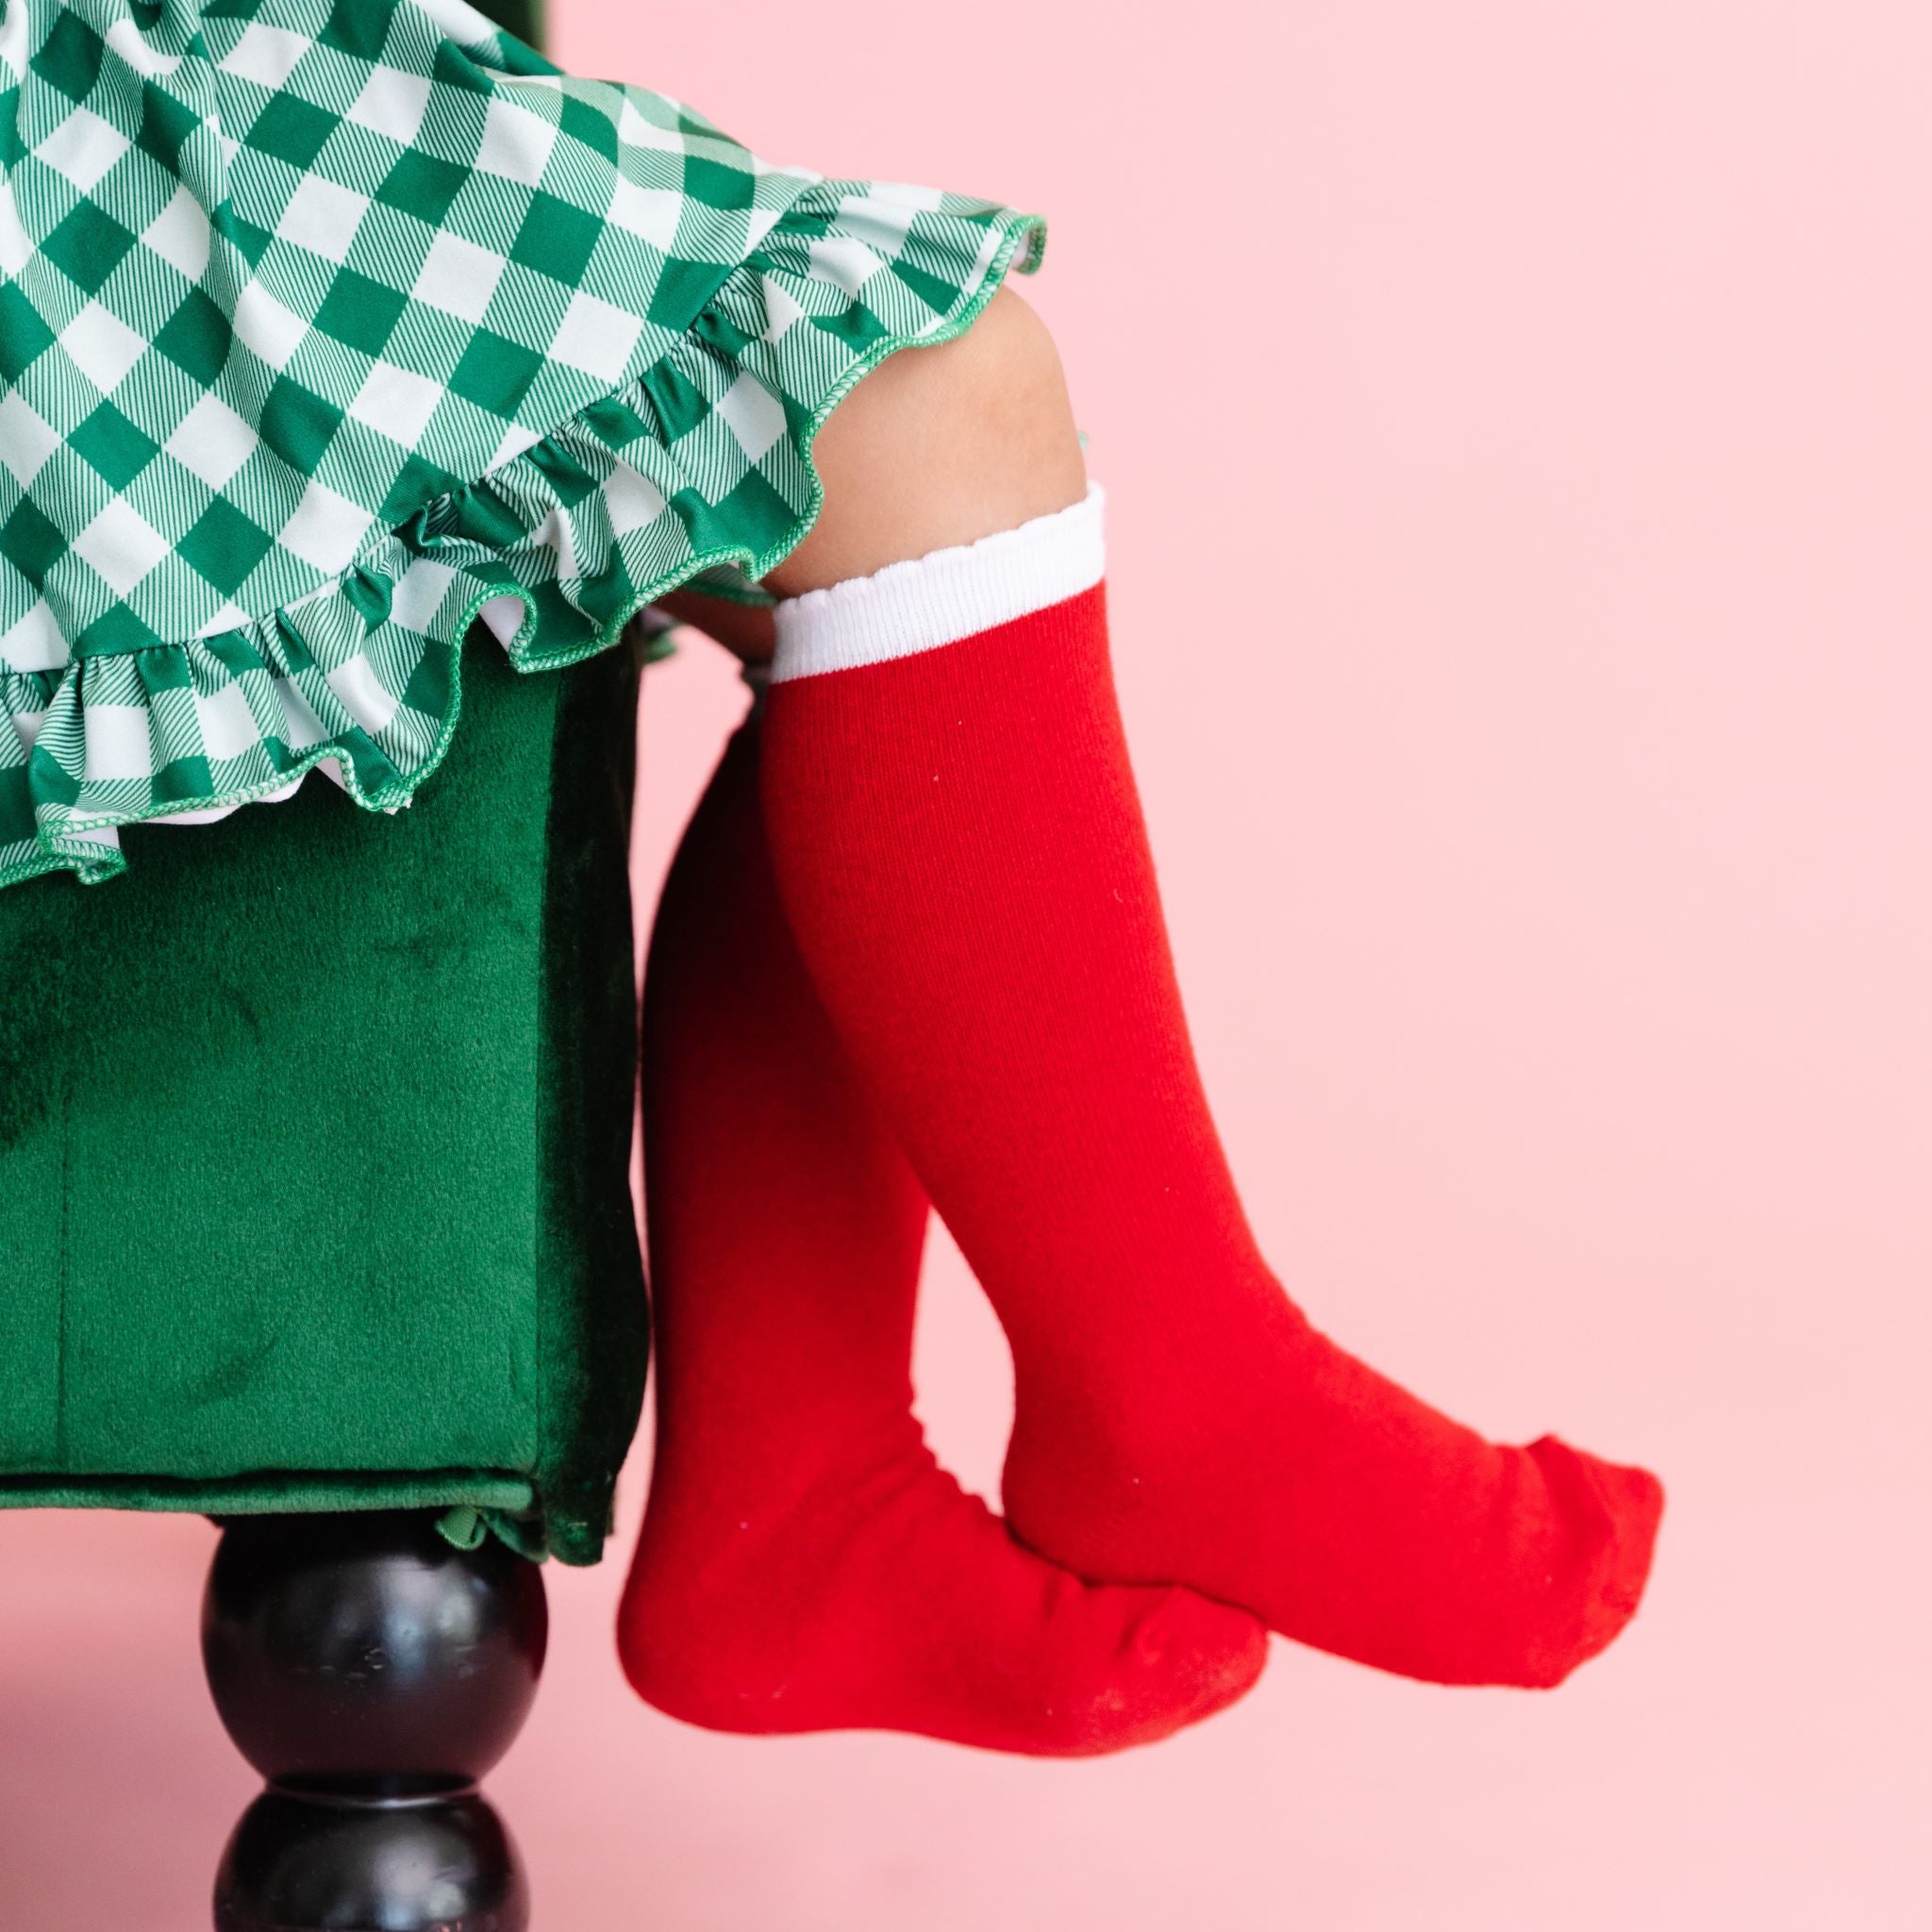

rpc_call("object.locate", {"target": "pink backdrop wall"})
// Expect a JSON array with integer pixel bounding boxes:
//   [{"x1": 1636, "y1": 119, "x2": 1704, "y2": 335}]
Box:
[{"x1": 4, "y1": 3, "x2": 1927, "y2": 1924}]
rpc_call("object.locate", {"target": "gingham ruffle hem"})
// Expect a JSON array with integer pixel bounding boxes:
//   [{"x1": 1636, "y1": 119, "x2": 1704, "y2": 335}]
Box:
[{"x1": 1, "y1": 190, "x2": 1046, "y2": 891}]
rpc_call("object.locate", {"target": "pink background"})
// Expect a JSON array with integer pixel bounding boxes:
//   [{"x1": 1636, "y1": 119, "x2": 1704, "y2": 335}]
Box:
[{"x1": 4, "y1": 2, "x2": 1928, "y2": 1924}]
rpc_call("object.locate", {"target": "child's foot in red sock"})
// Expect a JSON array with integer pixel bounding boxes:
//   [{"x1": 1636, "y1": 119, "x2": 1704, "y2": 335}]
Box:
[
  {"x1": 758, "y1": 489, "x2": 1665, "y2": 1690},
  {"x1": 622, "y1": 1418, "x2": 1269, "y2": 1754},
  {"x1": 999, "y1": 1304, "x2": 1663, "y2": 1690},
  {"x1": 617, "y1": 722, "x2": 1266, "y2": 1754}
]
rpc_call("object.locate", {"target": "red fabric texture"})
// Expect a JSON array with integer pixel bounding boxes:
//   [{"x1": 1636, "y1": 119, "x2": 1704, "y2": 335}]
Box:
[
  {"x1": 618, "y1": 724, "x2": 1268, "y2": 1752},
  {"x1": 759, "y1": 583, "x2": 1664, "y2": 1688}
]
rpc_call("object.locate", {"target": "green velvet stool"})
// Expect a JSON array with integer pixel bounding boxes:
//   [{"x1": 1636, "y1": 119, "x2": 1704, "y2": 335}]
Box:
[
  {"x1": 1, "y1": 630, "x2": 651, "y2": 1928},
  {"x1": 0, "y1": 634, "x2": 648, "y2": 1556}
]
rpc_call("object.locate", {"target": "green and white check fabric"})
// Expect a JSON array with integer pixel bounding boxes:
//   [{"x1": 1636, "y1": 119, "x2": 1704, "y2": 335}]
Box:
[{"x1": 0, "y1": 0, "x2": 1043, "y2": 890}]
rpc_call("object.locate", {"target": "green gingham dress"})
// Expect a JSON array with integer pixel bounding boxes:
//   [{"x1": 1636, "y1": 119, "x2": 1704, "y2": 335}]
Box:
[{"x1": 0, "y1": 0, "x2": 1043, "y2": 891}]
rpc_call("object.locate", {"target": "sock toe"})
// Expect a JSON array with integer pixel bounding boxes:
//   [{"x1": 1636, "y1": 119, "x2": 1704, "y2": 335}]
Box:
[
  {"x1": 1091, "y1": 1587, "x2": 1270, "y2": 1751},
  {"x1": 1520, "y1": 1436, "x2": 1666, "y2": 1685},
  {"x1": 937, "y1": 1532, "x2": 1269, "y2": 1757}
]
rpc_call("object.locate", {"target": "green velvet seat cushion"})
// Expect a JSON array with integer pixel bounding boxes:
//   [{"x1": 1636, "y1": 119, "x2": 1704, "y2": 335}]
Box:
[{"x1": 0, "y1": 639, "x2": 647, "y2": 1565}]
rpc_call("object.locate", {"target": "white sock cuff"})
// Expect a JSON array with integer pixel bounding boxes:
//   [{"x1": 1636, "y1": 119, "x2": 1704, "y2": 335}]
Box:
[{"x1": 769, "y1": 483, "x2": 1106, "y2": 683}]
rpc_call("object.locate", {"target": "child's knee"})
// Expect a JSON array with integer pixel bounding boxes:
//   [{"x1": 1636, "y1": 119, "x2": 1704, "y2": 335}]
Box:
[{"x1": 766, "y1": 287, "x2": 1088, "y2": 595}]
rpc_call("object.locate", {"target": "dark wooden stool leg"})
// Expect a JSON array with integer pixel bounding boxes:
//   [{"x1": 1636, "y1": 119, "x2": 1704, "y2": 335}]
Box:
[{"x1": 202, "y1": 1511, "x2": 547, "y2": 1932}]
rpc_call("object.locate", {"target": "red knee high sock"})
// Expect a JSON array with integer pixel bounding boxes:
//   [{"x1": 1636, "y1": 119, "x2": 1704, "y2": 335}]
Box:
[
  {"x1": 617, "y1": 720, "x2": 1266, "y2": 1752},
  {"x1": 758, "y1": 488, "x2": 1664, "y2": 1689}
]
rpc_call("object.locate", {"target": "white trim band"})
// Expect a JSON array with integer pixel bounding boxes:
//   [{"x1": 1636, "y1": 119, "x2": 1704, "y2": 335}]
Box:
[{"x1": 769, "y1": 482, "x2": 1105, "y2": 683}]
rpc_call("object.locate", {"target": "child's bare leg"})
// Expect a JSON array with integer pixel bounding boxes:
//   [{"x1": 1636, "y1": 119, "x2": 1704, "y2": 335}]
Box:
[
  {"x1": 745, "y1": 288, "x2": 1665, "y2": 1689},
  {"x1": 660, "y1": 287, "x2": 1082, "y2": 660},
  {"x1": 770, "y1": 287, "x2": 1089, "y2": 593},
  {"x1": 655, "y1": 591, "x2": 774, "y2": 665}
]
